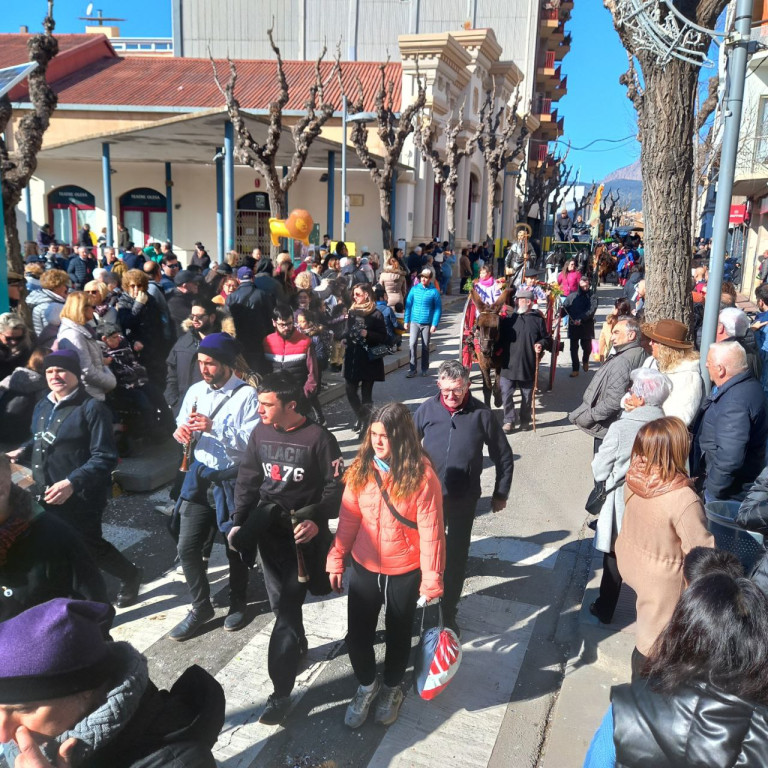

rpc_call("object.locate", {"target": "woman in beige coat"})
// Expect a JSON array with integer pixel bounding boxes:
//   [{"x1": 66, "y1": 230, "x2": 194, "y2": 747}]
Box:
[
  {"x1": 378, "y1": 257, "x2": 407, "y2": 308},
  {"x1": 615, "y1": 416, "x2": 714, "y2": 677}
]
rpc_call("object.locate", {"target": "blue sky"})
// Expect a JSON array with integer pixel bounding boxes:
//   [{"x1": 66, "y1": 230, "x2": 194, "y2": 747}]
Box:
[
  {"x1": 3, "y1": 0, "x2": 171, "y2": 38},
  {"x1": 557, "y1": 2, "x2": 641, "y2": 183},
  {"x1": 6, "y1": 0, "x2": 641, "y2": 182}
]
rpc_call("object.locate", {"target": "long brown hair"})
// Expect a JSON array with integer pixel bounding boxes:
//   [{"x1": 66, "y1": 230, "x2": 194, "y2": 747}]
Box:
[
  {"x1": 345, "y1": 402, "x2": 430, "y2": 501},
  {"x1": 631, "y1": 416, "x2": 690, "y2": 483}
]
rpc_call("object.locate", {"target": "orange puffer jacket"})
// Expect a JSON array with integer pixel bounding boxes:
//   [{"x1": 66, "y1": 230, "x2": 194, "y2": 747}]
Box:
[{"x1": 326, "y1": 462, "x2": 445, "y2": 599}]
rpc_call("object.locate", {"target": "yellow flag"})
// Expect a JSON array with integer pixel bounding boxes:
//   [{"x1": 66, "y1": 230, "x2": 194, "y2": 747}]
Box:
[{"x1": 589, "y1": 184, "x2": 604, "y2": 238}]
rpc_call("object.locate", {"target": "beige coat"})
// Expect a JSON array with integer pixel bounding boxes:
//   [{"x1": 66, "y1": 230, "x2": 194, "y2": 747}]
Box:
[
  {"x1": 615, "y1": 470, "x2": 714, "y2": 655},
  {"x1": 379, "y1": 268, "x2": 407, "y2": 308}
]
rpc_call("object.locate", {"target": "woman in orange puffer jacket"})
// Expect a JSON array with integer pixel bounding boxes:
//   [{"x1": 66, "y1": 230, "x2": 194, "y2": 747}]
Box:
[{"x1": 327, "y1": 402, "x2": 445, "y2": 730}]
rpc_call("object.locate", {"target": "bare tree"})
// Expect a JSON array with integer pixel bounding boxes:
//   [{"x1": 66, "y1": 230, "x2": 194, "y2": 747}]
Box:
[
  {"x1": 600, "y1": 189, "x2": 621, "y2": 234},
  {"x1": 412, "y1": 103, "x2": 481, "y2": 250},
  {"x1": 605, "y1": 0, "x2": 729, "y2": 323},
  {"x1": 518, "y1": 150, "x2": 574, "y2": 237},
  {"x1": 0, "y1": 1, "x2": 58, "y2": 279},
  {"x1": 212, "y1": 28, "x2": 340, "y2": 255},
  {"x1": 346, "y1": 62, "x2": 426, "y2": 251},
  {"x1": 573, "y1": 182, "x2": 597, "y2": 222},
  {"x1": 476, "y1": 87, "x2": 529, "y2": 244},
  {"x1": 693, "y1": 75, "x2": 723, "y2": 239}
]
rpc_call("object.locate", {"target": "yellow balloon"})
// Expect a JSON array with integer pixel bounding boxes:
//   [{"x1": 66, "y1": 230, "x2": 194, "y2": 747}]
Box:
[{"x1": 269, "y1": 209, "x2": 314, "y2": 246}]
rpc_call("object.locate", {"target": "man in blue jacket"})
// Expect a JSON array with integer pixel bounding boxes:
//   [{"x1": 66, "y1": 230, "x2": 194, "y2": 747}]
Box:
[
  {"x1": 692, "y1": 341, "x2": 768, "y2": 501},
  {"x1": 404, "y1": 268, "x2": 442, "y2": 377},
  {"x1": 414, "y1": 360, "x2": 513, "y2": 634}
]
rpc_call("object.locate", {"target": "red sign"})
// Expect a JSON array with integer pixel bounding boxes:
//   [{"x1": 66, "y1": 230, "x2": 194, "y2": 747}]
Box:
[{"x1": 729, "y1": 204, "x2": 748, "y2": 225}]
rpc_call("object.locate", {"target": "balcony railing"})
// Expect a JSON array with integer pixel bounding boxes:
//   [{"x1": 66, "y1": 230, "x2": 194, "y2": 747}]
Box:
[
  {"x1": 735, "y1": 134, "x2": 768, "y2": 177},
  {"x1": 542, "y1": 7, "x2": 559, "y2": 21},
  {"x1": 544, "y1": 50, "x2": 556, "y2": 68}
]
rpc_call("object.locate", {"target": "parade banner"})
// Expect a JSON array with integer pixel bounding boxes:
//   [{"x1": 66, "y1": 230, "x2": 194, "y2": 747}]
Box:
[{"x1": 590, "y1": 184, "x2": 604, "y2": 239}]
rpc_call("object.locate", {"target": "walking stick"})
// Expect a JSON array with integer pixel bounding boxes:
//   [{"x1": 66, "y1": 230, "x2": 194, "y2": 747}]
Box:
[{"x1": 532, "y1": 349, "x2": 541, "y2": 433}]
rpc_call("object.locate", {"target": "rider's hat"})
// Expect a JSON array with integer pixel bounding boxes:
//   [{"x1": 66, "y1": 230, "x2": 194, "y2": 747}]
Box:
[{"x1": 641, "y1": 319, "x2": 692, "y2": 350}]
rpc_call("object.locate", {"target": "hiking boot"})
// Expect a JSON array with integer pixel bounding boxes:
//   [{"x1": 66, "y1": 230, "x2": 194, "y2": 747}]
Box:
[
  {"x1": 569, "y1": 371, "x2": 579, "y2": 378},
  {"x1": 345, "y1": 679, "x2": 381, "y2": 728},
  {"x1": 259, "y1": 693, "x2": 291, "y2": 725},
  {"x1": 583, "y1": 361, "x2": 590, "y2": 372},
  {"x1": 224, "y1": 602, "x2": 248, "y2": 632},
  {"x1": 374, "y1": 684, "x2": 404, "y2": 726},
  {"x1": 116, "y1": 567, "x2": 143, "y2": 608},
  {"x1": 406, "y1": 370, "x2": 417, "y2": 378},
  {"x1": 169, "y1": 603, "x2": 214, "y2": 641}
]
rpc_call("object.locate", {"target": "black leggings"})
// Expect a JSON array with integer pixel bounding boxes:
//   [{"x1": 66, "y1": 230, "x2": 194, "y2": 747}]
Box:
[
  {"x1": 346, "y1": 559, "x2": 421, "y2": 687},
  {"x1": 345, "y1": 379, "x2": 374, "y2": 419}
]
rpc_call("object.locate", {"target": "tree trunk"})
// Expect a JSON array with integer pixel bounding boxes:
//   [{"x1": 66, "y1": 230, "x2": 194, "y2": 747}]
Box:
[
  {"x1": 637, "y1": 57, "x2": 697, "y2": 324},
  {"x1": 268, "y1": 185, "x2": 285, "y2": 259},
  {"x1": 445, "y1": 181, "x2": 457, "y2": 251},
  {"x1": 2, "y1": 181, "x2": 24, "y2": 277},
  {"x1": 378, "y1": 184, "x2": 392, "y2": 252},
  {"x1": 485, "y1": 171, "x2": 498, "y2": 245}
]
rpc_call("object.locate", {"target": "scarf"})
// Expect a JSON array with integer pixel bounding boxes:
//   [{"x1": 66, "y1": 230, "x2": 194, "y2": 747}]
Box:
[
  {"x1": 0, "y1": 485, "x2": 37, "y2": 567},
  {"x1": 440, "y1": 391, "x2": 470, "y2": 414},
  {"x1": 478, "y1": 274, "x2": 495, "y2": 288},
  {"x1": 351, "y1": 298, "x2": 376, "y2": 315}
]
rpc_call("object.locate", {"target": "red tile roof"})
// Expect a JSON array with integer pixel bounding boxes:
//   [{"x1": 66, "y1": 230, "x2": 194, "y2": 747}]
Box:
[{"x1": 3, "y1": 34, "x2": 401, "y2": 113}]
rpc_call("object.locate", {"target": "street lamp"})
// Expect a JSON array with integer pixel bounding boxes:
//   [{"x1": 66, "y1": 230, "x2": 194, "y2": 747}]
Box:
[
  {"x1": 0, "y1": 61, "x2": 39, "y2": 313},
  {"x1": 340, "y1": 100, "x2": 378, "y2": 241}
]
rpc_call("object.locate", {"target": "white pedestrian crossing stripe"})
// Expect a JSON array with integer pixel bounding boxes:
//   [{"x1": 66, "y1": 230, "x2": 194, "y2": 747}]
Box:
[{"x1": 470, "y1": 535, "x2": 559, "y2": 569}]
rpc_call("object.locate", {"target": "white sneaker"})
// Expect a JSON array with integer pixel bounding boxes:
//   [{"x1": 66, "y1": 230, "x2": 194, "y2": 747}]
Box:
[
  {"x1": 374, "y1": 684, "x2": 404, "y2": 726},
  {"x1": 344, "y1": 679, "x2": 381, "y2": 728}
]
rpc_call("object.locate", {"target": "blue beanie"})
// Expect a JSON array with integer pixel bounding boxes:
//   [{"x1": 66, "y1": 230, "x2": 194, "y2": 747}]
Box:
[
  {"x1": 198, "y1": 332, "x2": 240, "y2": 367},
  {"x1": 0, "y1": 599, "x2": 115, "y2": 703},
  {"x1": 43, "y1": 349, "x2": 81, "y2": 378}
]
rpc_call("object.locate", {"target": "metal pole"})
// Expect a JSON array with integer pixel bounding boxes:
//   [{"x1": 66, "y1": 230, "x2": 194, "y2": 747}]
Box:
[
  {"x1": 347, "y1": 0, "x2": 359, "y2": 61},
  {"x1": 102, "y1": 143, "x2": 114, "y2": 249},
  {"x1": 215, "y1": 150, "x2": 224, "y2": 263},
  {"x1": 24, "y1": 185, "x2": 33, "y2": 244},
  {"x1": 0, "y1": 166, "x2": 8, "y2": 313},
  {"x1": 390, "y1": 170, "x2": 397, "y2": 247},
  {"x1": 327, "y1": 150, "x2": 335, "y2": 238},
  {"x1": 699, "y1": 0, "x2": 752, "y2": 390},
  {"x1": 223, "y1": 121, "x2": 235, "y2": 252},
  {"x1": 165, "y1": 162, "x2": 174, "y2": 245},
  {"x1": 341, "y1": 96, "x2": 348, "y2": 242}
]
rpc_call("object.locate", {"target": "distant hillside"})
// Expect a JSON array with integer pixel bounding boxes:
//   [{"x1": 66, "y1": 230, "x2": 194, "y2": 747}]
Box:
[
  {"x1": 600, "y1": 160, "x2": 643, "y2": 210},
  {"x1": 603, "y1": 160, "x2": 641, "y2": 183}
]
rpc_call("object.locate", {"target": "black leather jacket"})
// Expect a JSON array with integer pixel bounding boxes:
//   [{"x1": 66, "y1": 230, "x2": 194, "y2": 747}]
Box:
[{"x1": 612, "y1": 678, "x2": 768, "y2": 767}]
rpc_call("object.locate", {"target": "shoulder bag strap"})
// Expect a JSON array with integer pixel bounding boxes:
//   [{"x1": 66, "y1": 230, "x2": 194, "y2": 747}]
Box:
[
  {"x1": 207, "y1": 382, "x2": 247, "y2": 424},
  {"x1": 605, "y1": 476, "x2": 626, "y2": 495},
  {"x1": 374, "y1": 471, "x2": 418, "y2": 530}
]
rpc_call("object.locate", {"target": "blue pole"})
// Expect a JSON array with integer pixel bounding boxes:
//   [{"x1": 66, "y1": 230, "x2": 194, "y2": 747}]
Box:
[
  {"x1": 327, "y1": 150, "x2": 335, "y2": 239},
  {"x1": 390, "y1": 170, "x2": 397, "y2": 246},
  {"x1": 215, "y1": 149, "x2": 224, "y2": 263},
  {"x1": 24, "y1": 185, "x2": 33, "y2": 244},
  {"x1": 0, "y1": 166, "x2": 8, "y2": 313},
  {"x1": 102, "y1": 143, "x2": 114, "y2": 249},
  {"x1": 224, "y1": 121, "x2": 235, "y2": 251},
  {"x1": 165, "y1": 162, "x2": 174, "y2": 245}
]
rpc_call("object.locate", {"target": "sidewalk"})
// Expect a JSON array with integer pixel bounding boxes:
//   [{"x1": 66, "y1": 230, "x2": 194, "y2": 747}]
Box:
[{"x1": 539, "y1": 548, "x2": 637, "y2": 767}]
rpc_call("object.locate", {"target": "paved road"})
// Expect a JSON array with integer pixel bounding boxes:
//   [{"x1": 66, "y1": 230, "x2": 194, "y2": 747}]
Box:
[{"x1": 98, "y1": 292, "x2": 610, "y2": 768}]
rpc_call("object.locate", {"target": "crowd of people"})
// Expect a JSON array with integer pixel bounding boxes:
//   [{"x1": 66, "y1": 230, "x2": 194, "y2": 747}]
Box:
[{"x1": 7, "y1": 224, "x2": 768, "y2": 767}]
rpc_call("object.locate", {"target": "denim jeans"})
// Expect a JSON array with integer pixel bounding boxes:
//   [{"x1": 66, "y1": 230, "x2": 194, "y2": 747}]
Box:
[{"x1": 409, "y1": 322, "x2": 431, "y2": 373}]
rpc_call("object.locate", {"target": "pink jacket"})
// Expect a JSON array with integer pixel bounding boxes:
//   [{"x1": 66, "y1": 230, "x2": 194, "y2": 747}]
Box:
[
  {"x1": 326, "y1": 462, "x2": 445, "y2": 599},
  {"x1": 557, "y1": 269, "x2": 581, "y2": 296}
]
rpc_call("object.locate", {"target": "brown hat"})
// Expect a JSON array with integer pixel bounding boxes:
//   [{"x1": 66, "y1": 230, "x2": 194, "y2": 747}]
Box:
[{"x1": 642, "y1": 319, "x2": 692, "y2": 350}]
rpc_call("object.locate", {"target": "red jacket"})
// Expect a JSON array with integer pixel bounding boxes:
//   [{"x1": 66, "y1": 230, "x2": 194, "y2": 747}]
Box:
[
  {"x1": 262, "y1": 329, "x2": 318, "y2": 398},
  {"x1": 326, "y1": 461, "x2": 445, "y2": 599}
]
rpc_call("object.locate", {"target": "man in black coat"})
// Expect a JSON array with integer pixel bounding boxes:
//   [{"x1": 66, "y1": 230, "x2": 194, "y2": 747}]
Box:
[
  {"x1": 563, "y1": 276, "x2": 598, "y2": 376},
  {"x1": 497, "y1": 289, "x2": 552, "y2": 432},
  {"x1": 0, "y1": 454, "x2": 107, "y2": 623},
  {"x1": 226, "y1": 266, "x2": 275, "y2": 374},
  {"x1": 66, "y1": 246, "x2": 97, "y2": 290},
  {"x1": 692, "y1": 341, "x2": 768, "y2": 501},
  {"x1": 414, "y1": 360, "x2": 514, "y2": 634},
  {"x1": 554, "y1": 209, "x2": 573, "y2": 242},
  {"x1": 164, "y1": 298, "x2": 220, "y2": 415},
  {"x1": 7, "y1": 349, "x2": 142, "y2": 608},
  {"x1": 167, "y1": 269, "x2": 203, "y2": 336}
]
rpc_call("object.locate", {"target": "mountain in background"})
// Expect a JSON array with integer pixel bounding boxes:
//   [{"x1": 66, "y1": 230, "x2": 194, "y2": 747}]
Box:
[{"x1": 600, "y1": 160, "x2": 643, "y2": 210}]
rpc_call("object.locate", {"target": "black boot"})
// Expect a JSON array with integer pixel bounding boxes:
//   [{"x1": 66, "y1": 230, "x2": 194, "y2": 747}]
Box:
[{"x1": 116, "y1": 567, "x2": 143, "y2": 608}]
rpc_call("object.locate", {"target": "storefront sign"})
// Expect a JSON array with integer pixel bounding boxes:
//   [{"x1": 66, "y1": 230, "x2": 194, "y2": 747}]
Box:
[
  {"x1": 119, "y1": 188, "x2": 166, "y2": 208},
  {"x1": 49, "y1": 185, "x2": 94, "y2": 208},
  {"x1": 730, "y1": 204, "x2": 748, "y2": 225}
]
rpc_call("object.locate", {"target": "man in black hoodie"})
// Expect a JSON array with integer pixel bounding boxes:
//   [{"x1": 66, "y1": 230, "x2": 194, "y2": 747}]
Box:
[{"x1": 0, "y1": 599, "x2": 224, "y2": 768}]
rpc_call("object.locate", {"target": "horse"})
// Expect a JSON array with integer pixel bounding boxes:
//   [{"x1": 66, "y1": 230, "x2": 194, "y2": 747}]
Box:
[
  {"x1": 461, "y1": 285, "x2": 513, "y2": 406},
  {"x1": 593, "y1": 242, "x2": 617, "y2": 285}
]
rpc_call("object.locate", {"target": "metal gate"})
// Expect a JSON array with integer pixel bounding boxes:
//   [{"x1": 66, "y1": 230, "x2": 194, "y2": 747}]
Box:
[{"x1": 236, "y1": 210, "x2": 270, "y2": 254}]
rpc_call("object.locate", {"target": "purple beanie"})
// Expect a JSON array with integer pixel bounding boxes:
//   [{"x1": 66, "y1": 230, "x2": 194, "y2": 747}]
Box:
[
  {"x1": 43, "y1": 349, "x2": 81, "y2": 378},
  {"x1": 0, "y1": 599, "x2": 115, "y2": 703},
  {"x1": 198, "y1": 332, "x2": 240, "y2": 367}
]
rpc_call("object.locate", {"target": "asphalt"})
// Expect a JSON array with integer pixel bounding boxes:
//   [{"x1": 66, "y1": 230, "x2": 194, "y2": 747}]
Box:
[{"x1": 62, "y1": 283, "x2": 640, "y2": 767}]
